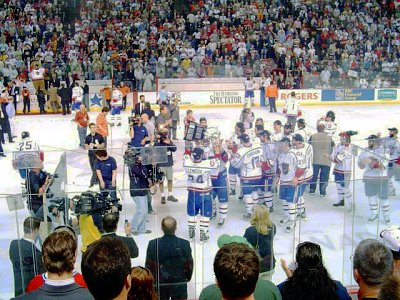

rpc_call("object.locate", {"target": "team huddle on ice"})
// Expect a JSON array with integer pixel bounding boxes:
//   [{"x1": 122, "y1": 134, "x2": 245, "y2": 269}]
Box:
[{"x1": 182, "y1": 103, "x2": 399, "y2": 242}]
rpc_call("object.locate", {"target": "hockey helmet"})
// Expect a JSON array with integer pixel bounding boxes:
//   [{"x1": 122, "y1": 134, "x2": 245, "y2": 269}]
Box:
[
  {"x1": 339, "y1": 131, "x2": 358, "y2": 144},
  {"x1": 297, "y1": 118, "x2": 305, "y2": 125},
  {"x1": 380, "y1": 226, "x2": 400, "y2": 255},
  {"x1": 235, "y1": 122, "x2": 245, "y2": 131},
  {"x1": 239, "y1": 134, "x2": 251, "y2": 145},
  {"x1": 260, "y1": 130, "x2": 271, "y2": 138},
  {"x1": 365, "y1": 134, "x2": 378, "y2": 141},
  {"x1": 191, "y1": 148, "x2": 204, "y2": 162},
  {"x1": 284, "y1": 122, "x2": 292, "y2": 129},
  {"x1": 21, "y1": 131, "x2": 30, "y2": 139},
  {"x1": 326, "y1": 110, "x2": 336, "y2": 121}
]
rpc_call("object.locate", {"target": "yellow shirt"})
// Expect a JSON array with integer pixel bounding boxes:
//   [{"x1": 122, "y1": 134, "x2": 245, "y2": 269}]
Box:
[{"x1": 79, "y1": 214, "x2": 101, "y2": 252}]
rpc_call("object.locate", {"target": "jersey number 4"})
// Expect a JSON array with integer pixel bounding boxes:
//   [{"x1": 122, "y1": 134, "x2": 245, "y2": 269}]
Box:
[{"x1": 188, "y1": 174, "x2": 204, "y2": 184}]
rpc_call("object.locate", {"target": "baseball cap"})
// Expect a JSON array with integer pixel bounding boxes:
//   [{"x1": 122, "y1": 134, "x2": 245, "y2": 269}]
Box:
[
  {"x1": 217, "y1": 234, "x2": 253, "y2": 249},
  {"x1": 365, "y1": 134, "x2": 378, "y2": 140},
  {"x1": 240, "y1": 134, "x2": 250, "y2": 144},
  {"x1": 292, "y1": 133, "x2": 304, "y2": 142},
  {"x1": 380, "y1": 226, "x2": 400, "y2": 254},
  {"x1": 388, "y1": 128, "x2": 398, "y2": 133}
]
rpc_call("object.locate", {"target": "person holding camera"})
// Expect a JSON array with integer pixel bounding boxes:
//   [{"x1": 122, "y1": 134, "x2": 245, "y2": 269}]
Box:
[
  {"x1": 155, "y1": 129, "x2": 178, "y2": 204},
  {"x1": 26, "y1": 159, "x2": 49, "y2": 220},
  {"x1": 129, "y1": 116, "x2": 149, "y2": 148},
  {"x1": 128, "y1": 154, "x2": 152, "y2": 235},
  {"x1": 95, "y1": 150, "x2": 118, "y2": 203}
]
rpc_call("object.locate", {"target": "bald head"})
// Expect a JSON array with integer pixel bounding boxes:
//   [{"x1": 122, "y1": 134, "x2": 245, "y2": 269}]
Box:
[
  {"x1": 317, "y1": 124, "x2": 325, "y2": 133},
  {"x1": 161, "y1": 216, "x2": 177, "y2": 235},
  {"x1": 141, "y1": 113, "x2": 149, "y2": 123}
]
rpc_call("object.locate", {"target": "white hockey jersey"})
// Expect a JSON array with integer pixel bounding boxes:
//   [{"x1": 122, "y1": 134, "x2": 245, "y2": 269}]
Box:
[
  {"x1": 112, "y1": 89, "x2": 123, "y2": 107},
  {"x1": 14, "y1": 139, "x2": 41, "y2": 161},
  {"x1": 72, "y1": 86, "x2": 83, "y2": 102},
  {"x1": 276, "y1": 151, "x2": 298, "y2": 184},
  {"x1": 261, "y1": 142, "x2": 277, "y2": 177},
  {"x1": 357, "y1": 146, "x2": 390, "y2": 178},
  {"x1": 294, "y1": 127, "x2": 313, "y2": 143},
  {"x1": 244, "y1": 79, "x2": 255, "y2": 91},
  {"x1": 207, "y1": 150, "x2": 228, "y2": 179},
  {"x1": 331, "y1": 144, "x2": 352, "y2": 174},
  {"x1": 380, "y1": 137, "x2": 400, "y2": 161},
  {"x1": 271, "y1": 131, "x2": 283, "y2": 142},
  {"x1": 183, "y1": 155, "x2": 220, "y2": 192},
  {"x1": 290, "y1": 143, "x2": 313, "y2": 182},
  {"x1": 319, "y1": 120, "x2": 337, "y2": 137},
  {"x1": 284, "y1": 97, "x2": 300, "y2": 116},
  {"x1": 231, "y1": 144, "x2": 263, "y2": 180}
]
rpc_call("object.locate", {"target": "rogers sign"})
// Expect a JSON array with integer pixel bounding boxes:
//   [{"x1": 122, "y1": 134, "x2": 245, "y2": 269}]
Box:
[{"x1": 278, "y1": 89, "x2": 321, "y2": 101}]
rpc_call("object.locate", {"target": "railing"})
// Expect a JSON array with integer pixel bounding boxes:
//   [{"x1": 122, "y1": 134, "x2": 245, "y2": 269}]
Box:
[{"x1": 2, "y1": 140, "x2": 399, "y2": 299}]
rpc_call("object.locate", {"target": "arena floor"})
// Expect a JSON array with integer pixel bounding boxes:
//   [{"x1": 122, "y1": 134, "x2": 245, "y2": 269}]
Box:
[{"x1": 0, "y1": 104, "x2": 399, "y2": 299}]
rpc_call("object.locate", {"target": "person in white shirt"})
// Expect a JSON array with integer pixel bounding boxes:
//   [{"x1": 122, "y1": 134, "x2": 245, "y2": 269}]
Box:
[
  {"x1": 294, "y1": 118, "x2": 313, "y2": 143},
  {"x1": 110, "y1": 88, "x2": 123, "y2": 126},
  {"x1": 71, "y1": 82, "x2": 83, "y2": 113},
  {"x1": 283, "y1": 91, "x2": 301, "y2": 131}
]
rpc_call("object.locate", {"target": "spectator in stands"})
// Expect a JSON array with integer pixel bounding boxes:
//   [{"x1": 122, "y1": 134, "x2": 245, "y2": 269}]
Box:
[
  {"x1": 96, "y1": 107, "x2": 109, "y2": 147},
  {"x1": 244, "y1": 205, "x2": 276, "y2": 281},
  {"x1": 278, "y1": 241, "x2": 350, "y2": 300},
  {"x1": 199, "y1": 243, "x2": 281, "y2": 300},
  {"x1": 378, "y1": 271, "x2": 400, "y2": 300},
  {"x1": 380, "y1": 226, "x2": 400, "y2": 270},
  {"x1": 309, "y1": 124, "x2": 333, "y2": 197},
  {"x1": 9, "y1": 217, "x2": 44, "y2": 297},
  {"x1": 82, "y1": 237, "x2": 132, "y2": 300},
  {"x1": 145, "y1": 216, "x2": 193, "y2": 300},
  {"x1": 13, "y1": 231, "x2": 93, "y2": 299},
  {"x1": 101, "y1": 213, "x2": 139, "y2": 259},
  {"x1": 128, "y1": 267, "x2": 156, "y2": 300},
  {"x1": 353, "y1": 239, "x2": 394, "y2": 300},
  {"x1": 26, "y1": 226, "x2": 87, "y2": 292}
]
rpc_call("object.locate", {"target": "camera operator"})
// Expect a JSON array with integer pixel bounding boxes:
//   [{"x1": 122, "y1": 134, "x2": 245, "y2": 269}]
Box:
[
  {"x1": 95, "y1": 150, "x2": 118, "y2": 203},
  {"x1": 155, "y1": 128, "x2": 178, "y2": 204},
  {"x1": 85, "y1": 123, "x2": 105, "y2": 188},
  {"x1": 129, "y1": 115, "x2": 149, "y2": 148},
  {"x1": 128, "y1": 154, "x2": 152, "y2": 234},
  {"x1": 26, "y1": 159, "x2": 49, "y2": 220}
]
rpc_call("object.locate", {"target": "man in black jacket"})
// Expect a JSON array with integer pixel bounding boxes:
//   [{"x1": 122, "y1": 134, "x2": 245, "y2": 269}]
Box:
[
  {"x1": 129, "y1": 155, "x2": 152, "y2": 235},
  {"x1": 145, "y1": 216, "x2": 193, "y2": 300},
  {"x1": 9, "y1": 217, "x2": 44, "y2": 296},
  {"x1": 101, "y1": 213, "x2": 139, "y2": 259},
  {"x1": 58, "y1": 83, "x2": 71, "y2": 115}
]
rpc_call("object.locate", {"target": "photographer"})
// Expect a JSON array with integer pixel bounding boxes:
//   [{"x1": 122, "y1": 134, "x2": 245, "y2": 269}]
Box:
[
  {"x1": 129, "y1": 115, "x2": 149, "y2": 148},
  {"x1": 95, "y1": 150, "x2": 118, "y2": 203},
  {"x1": 128, "y1": 154, "x2": 152, "y2": 235},
  {"x1": 155, "y1": 128, "x2": 178, "y2": 204}
]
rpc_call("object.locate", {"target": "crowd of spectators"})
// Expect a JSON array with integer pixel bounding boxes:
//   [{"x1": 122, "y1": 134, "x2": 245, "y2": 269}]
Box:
[{"x1": 0, "y1": 0, "x2": 398, "y2": 93}]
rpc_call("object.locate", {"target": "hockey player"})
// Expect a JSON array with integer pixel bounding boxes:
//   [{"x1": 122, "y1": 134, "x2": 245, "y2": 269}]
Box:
[
  {"x1": 283, "y1": 91, "x2": 301, "y2": 131},
  {"x1": 259, "y1": 130, "x2": 277, "y2": 212},
  {"x1": 227, "y1": 122, "x2": 245, "y2": 196},
  {"x1": 275, "y1": 137, "x2": 300, "y2": 232},
  {"x1": 244, "y1": 76, "x2": 255, "y2": 108},
  {"x1": 290, "y1": 134, "x2": 313, "y2": 219},
  {"x1": 283, "y1": 123, "x2": 293, "y2": 141},
  {"x1": 271, "y1": 120, "x2": 283, "y2": 142},
  {"x1": 71, "y1": 82, "x2": 83, "y2": 113},
  {"x1": 239, "y1": 108, "x2": 255, "y2": 130},
  {"x1": 357, "y1": 134, "x2": 391, "y2": 223},
  {"x1": 14, "y1": 131, "x2": 42, "y2": 195},
  {"x1": 329, "y1": 131, "x2": 358, "y2": 209},
  {"x1": 381, "y1": 128, "x2": 400, "y2": 196},
  {"x1": 294, "y1": 118, "x2": 313, "y2": 143},
  {"x1": 110, "y1": 88, "x2": 123, "y2": 126},
  {"x1": 209, "y1": 139, "x2": 229, "y2": 226},
  {"x1": 183, "y1": 147, "x2": 220, "y2": 242},
  {"x1": 317, "y1": 111, "x2": 337, "y2": 137},
  {"x1": 230, "y1": 134, "x2": 263, "y2": 219}
]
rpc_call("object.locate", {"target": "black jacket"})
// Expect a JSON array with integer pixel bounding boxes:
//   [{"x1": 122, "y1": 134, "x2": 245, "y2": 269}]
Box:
[
  {"x1": 101, "y1": 233, "x2": 139, "y2": 258},
  {"x1": 58, "y1": 87, "x2": 71, "y2": 103},
  {"x1": 154, "y1": 140, "x2": 177, "y2": 167},
  {"x1": 145, "y1": 235, "x2": 193, "y2": 285},
  {"x1": 129, "y1": 163, "x2": 150, "y2": 197}
]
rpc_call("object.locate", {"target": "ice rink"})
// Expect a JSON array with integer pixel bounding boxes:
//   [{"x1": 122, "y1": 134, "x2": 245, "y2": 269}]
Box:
[{"x1": 1, "y1": 104, "x2": 399, "y2": 299}]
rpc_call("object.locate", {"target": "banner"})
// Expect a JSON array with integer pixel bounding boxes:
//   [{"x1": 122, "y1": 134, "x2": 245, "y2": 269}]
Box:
[
  {"x1": 321, "y1": 89, "x2": 375, "y2": 101},
  {"x1": 375, "y1": 88, "x2": 398, "y2": 101},
  {"x1": 277, "y1": 89, "x2": 321, "y2": 102}
]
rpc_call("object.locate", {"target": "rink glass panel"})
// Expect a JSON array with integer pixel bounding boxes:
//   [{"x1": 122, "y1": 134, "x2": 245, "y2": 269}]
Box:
[{"x1": 3, "y1": 140, "x2": 400, "y2": 298}]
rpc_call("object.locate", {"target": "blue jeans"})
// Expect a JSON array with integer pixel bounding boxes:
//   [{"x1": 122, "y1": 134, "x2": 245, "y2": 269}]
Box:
[
  {"x1": 309, "y1": 164, "x2": 331, "y2": 195},
  {"x1": 77, "y1": 126, "x2": 87, "y2": 148},
  {"x1": 100, "y1": 180, "x2": 117, "y2": 202},
  {"x1": 131, "y1": 195, "x2": 148, "y2": 233}
]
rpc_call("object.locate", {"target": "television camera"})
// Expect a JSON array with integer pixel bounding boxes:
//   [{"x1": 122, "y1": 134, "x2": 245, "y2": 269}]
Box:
[{"x1": 72, "y1": 191, "x2": 122, "y2": 217}]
